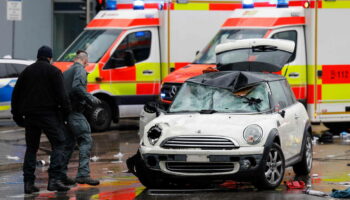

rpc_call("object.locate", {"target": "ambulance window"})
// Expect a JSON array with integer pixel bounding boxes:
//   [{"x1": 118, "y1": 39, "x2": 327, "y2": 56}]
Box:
[
  {"x1": 105, "y1": 31, "x2": 151, "y2": 69},
  {"x1": 271, "y1": 31, "x2": 297, "y2": 62},
  {"x1": 269, "y1": 80, "x2": 290, "y2": 109}
]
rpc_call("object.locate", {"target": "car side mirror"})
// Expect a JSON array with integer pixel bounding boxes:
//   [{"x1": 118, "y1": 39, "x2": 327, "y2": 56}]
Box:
[
  {"x1": 144, "y1": 101, "x2": 167, "y2": 116},
  {"x1": 195, "y1": 50, "x2": 200, "y2": 56},
  {"x1": 279, "y1": 110, "x2": 286, "y2": 118},
  {"x1": 124, "y1": 50, "x2": 136, "y2": 67}
]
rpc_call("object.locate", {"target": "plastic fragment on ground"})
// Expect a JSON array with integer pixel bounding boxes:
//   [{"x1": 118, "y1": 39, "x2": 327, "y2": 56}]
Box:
[
  {"x1": 305, "y1": 189, "x2": 328, "y2": 197},
  {"x1": 285, "y1": 181, "x2": 305, "y2": 189},
  {"x1": 6, "y1": 155, "x2": 20, "y2": 160},
  {"x1": 90, "y1": 156, "x2": 99, "y2": 162}
]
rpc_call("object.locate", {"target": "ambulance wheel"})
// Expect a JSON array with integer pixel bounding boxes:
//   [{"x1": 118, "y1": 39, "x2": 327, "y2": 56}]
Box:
[
  {"x1": 89, "y1": 100, "x2": 112, "y2": 132},
  {"x1": 324, "y1": 122, "x2": 348, "y2": 135}
]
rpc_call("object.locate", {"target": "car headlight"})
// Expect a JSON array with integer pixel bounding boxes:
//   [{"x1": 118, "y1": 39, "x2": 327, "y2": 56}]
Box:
[
  {"x1": 147, "y1": 125, "x2": 162, "y2": 145},
  {"x1": 243, "y1": 124, "x2": 263, "y2": 145}
]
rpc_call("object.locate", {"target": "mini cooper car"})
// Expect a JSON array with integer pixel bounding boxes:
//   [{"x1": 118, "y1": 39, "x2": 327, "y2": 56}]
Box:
[{"x1": 130, "y1": 39, "x2": 312, "y2": 189}]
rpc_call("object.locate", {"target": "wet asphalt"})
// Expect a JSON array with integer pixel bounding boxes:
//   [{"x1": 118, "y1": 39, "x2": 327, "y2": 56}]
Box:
[{"x1": 0, "y1": 119, "x2": 349, "y2": 200}]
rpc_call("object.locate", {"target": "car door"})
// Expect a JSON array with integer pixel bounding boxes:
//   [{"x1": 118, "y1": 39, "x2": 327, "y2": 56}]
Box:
[
  {"x1": 269, "y1": 80, "x2": 298, "y2": 160},
  {"x1": 0, "y1": 63, "x2": 20, "y2": 118},
  {"x1": 102, "y1": 28, "x2": 161, "y2": 117}
]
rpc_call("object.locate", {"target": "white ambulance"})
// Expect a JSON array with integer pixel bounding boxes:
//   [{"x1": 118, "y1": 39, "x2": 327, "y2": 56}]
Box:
[
  {"x1": 160, "y1": 0, "x2": 350, "y2": 133},
  {"x1": 55, "y1": 1, "x2": 240, "y2": 131}
]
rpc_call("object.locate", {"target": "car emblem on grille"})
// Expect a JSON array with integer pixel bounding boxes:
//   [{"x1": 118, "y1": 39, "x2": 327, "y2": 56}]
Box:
[
  {"x1": 196, "y1": 130, "x2": 201, "y2": 134},
  {"x1": 169, "y1": 85, "x2": 178, "y2": 98}
]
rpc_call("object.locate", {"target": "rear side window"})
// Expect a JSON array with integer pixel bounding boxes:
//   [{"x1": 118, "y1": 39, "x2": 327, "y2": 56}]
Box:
[
  {"x1": 0, "y1": 63, "x2": 28, "y2": 78},
  {"x1": 104, "y1": 31, "x2": 152, "y2": 69},
  {"x1": 281, "y1": 80, "x2": 297, "y2": 104},
  {"x1": 269, "y1": 80, "x2": 291, "y2": 109},
  {"x1": 271, "y1": 30, "x2": 297, "y2": 62},
  {"x1": 0, "y1": 63, "x2": 7, "y2": 78}
]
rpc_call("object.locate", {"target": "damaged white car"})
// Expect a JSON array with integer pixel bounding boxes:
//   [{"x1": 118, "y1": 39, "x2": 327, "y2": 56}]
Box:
[{"x1": 129, "y1": 39, "x2": 312, "y2": 190}]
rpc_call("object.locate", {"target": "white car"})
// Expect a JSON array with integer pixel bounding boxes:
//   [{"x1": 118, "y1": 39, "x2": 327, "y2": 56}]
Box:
[
  {"x1": 131, "y1": 39, "x2": 312, "y2": 189},
  {"x1": 0, "y1": 58, "x2": 34, "y2": 119}
]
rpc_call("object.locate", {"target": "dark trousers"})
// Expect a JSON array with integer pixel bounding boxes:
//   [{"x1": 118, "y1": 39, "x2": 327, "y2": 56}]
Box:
[
  {"x1": 63, "y1": 112, "x2": 92, "y2": 178},
  {"x1": 23, "y1": 113, "x2": 65, "y2": 182}
]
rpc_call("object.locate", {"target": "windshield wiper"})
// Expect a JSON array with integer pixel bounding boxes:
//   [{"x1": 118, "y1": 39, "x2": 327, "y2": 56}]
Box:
[
  {"x1": 242, "y1": 97, "x2": 262, "y2": 112},
  {"x1": 252, "y1": 45, "x2": 277, "y2": 52},
  {"x1": 199, "y1": 109, "x2": 217, "y2": 114}
]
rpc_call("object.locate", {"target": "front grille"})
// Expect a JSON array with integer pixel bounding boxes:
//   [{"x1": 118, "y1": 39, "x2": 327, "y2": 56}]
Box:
[
  {"x1": 161, "y1": 136, "x2": 238, "y2": 150},
  {"x1": 160, "y1": 83, "x2": 182, "y2": 101},
  {"x1": 166, "y1": 162, "x2": 235, "y2": 173}
]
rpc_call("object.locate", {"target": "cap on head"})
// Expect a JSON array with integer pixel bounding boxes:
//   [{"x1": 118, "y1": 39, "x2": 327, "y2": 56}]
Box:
[{"x1": 37, "y1": 45, "x2": 53, "y2": 59}]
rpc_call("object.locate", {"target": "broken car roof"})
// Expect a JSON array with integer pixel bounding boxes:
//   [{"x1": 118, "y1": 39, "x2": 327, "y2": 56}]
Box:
[{"x1": 186, "y1": 71, "x2": 285, "y2": 92}]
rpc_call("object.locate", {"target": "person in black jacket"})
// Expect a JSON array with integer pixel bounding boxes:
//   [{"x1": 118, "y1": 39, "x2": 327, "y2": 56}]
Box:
[{"x1": 11, "y1": 46, "x2": 71, "y2": 194}]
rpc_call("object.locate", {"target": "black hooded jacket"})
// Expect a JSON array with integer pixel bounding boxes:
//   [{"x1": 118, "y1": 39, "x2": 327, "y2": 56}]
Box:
[{"x1": 11, "y1": 58, "x2": 71, "y2": 116}]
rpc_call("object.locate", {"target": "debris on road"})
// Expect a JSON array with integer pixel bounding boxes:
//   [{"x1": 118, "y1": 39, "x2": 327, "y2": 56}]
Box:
[
  {"x1": 285, "y1": 181, "x2": 305, "y2": 189},
  {"x1": 90, "y1": 156, "x2": 99, "y2": 162},
  {"x1": 331, "y1": 188, "x2": 350, "y2": 198},
  {"x1": 304, "y1": 189, "x2": 328, "y2": 197},
  {"x1": 6, "y1": 155, "x2": 20, "y2": 161}
]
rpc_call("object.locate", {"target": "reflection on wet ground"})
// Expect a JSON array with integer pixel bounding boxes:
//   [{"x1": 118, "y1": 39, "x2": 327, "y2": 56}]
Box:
[{"x1": 0, "y1": 120, "x2": 349, "y2": 200}]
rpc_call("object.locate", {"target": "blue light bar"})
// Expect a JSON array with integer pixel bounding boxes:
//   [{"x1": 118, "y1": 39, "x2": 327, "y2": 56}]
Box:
[
  {"x1": 134, "y1": 0, "x2": 145, "y2": 10},
  {"x1": 242, "y1": 0, "x2": 254, "y2": 9},
  {"x1": 106, "y1": 0, "x2": 117, "y2": 10},
  {"x1": 277, "y1": 0, "x2": 289, "y2": 8}
]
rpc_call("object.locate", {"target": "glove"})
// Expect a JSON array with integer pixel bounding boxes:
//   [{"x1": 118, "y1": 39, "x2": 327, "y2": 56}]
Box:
[
  {"x1": 13, "y1": 115, "x2": 25, "y2": 127},
  {"x1": 92, "y1": 97, "x2": 101, "y2": 105}
]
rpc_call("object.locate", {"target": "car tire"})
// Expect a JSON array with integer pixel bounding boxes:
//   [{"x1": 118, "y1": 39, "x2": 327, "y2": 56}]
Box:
[
  {"x1": 293, "y1": 133, "x2": 313, "y2": 175},
  {"x1": 88, "y1": 100, "x2": 112, "y2": 132},
  {"x1": 254, "y1": 143, "x2": 285, "y2": 190}
]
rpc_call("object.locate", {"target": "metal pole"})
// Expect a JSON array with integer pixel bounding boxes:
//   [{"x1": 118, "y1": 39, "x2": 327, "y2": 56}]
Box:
[
  {"x1": 86, "y1": 0, "x2": 91, "y2": 24},
  {"x1": 12, "y1": 21, "x2": 15, "y2": 58}
]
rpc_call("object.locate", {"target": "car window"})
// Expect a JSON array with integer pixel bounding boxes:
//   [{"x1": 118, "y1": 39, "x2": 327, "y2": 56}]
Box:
[
  {"x1": 104, "y1": 31, "x2": 152, "y2": 69},
  {"x1": 268, "y1": 80, "x2": 291, "y2": 109},
  {"x1": 0, "y1": 63, "x2": 7, "y2": 78},
  {"x1": 12, "y1": 64, "x2": 27, "y2": 74},
  {"x1": 281, "y1": 80, "x2": 297, "y2": 104},
  {"x1": 271, "y1": 30, "x2": 297, "y2": 62},
  {"x1": 5, "y1": 64, "x2": 17, "y2": 78}
]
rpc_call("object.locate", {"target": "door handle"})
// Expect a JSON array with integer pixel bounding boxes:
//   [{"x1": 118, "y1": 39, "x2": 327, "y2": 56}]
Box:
[
  {"x1": 288, "y1": 72, "x2": 300, "y2": 78},
  {"x1": 143, "y1": 70, "x2": 154, "y2": 75}
]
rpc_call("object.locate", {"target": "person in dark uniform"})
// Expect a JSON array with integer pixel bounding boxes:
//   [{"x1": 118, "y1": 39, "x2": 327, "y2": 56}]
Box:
[
  {"x1": 11, "y1": 46, "x2": 71, "y2": 194},
  {"x1": 62, "y1": 50, "x2": 100, "y2": 186}
]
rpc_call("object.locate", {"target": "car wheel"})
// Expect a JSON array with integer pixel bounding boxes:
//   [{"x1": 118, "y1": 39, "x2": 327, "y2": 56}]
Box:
[
  {"x1": 293, "y1": 133, "x2": 313, "y2": 175},
  {"x1": 88, "y1": 100, "x2": 112, "y2": 132},
  {"x1": 254, "y1": 143, "x2": 285, "y2": 190}
]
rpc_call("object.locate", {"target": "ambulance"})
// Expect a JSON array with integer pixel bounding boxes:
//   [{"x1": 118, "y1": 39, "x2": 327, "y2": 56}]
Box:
[
  {"x1": 54, "y1": 1, "x2": 240, "y2": 131},
  {"x1": 160, "y1": 0, "x2": 350, "y2": 133}
]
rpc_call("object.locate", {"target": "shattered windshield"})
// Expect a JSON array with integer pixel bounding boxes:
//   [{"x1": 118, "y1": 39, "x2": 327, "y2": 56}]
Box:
[
  {"x1": 57, "y1": 29, "x2": 122, "y2": 63},
  {"x1": 194, "y1": 29, "x2": 267, "y2": 64},
  {"x1": 169, "y1": 82, "x2": 270, "y2": 113}
]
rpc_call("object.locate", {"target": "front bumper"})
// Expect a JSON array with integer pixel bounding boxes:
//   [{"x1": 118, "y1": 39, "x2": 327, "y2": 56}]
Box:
[{"x1": 140, "y1": 146, "x2": 264, "y2": 177}]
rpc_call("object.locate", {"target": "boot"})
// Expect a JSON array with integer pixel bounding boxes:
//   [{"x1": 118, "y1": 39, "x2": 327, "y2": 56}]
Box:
[
  {"x1": 75, "y1": 177, "x2": 100, "y2": 186},
  {"x1": 47, "y1": 179, "x2": 70, "y2": 192},
  {"x1": 24, "y1": 181, "x2": 40, "y2": 194},
  {"x1": 62, "y1": 177, "x2": 76, "y2": 186}
]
